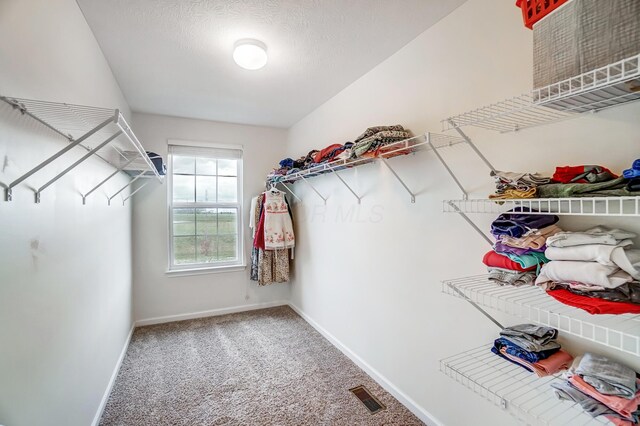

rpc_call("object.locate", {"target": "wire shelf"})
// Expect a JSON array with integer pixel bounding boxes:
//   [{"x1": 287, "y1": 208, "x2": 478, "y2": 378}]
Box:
[
  {"x1": 442, "y1": 54, "x2": 640, "y2": 133},
  {"x1": 268, "y1": 132, "x2": 465, "y2": 185},
  {"x1": 440, "y1": 345, "x2": 610, "y2": 425},
  {"x1": 1, "y1": 96, "x2": 163, "y2": 203},
  {"x1": 442, "y1": 275, "x2": 640, "y2": 357},
  {"x1": 444, "y1": 197, "x2": 640, "y2": 217}
]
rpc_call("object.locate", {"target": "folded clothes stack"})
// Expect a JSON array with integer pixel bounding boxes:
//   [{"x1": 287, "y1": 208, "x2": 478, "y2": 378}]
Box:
[
  {"x1": 266, "y1": 125, "x2": 413, "y2": 182},
  {"x1": 491, "y1": 324, "x2": 573, "y2": 377},
  {"x1": 535, "y1": 226, "x2": 640, "y2": 315},
  {"x1": 488, "y1": 170, "x2": 551, "y2": 199},
  {"x1": 552, "y1": 353, "x2": 640, "y2": 425},
  {"x1": 484, "y1": 207, "x2": 559, "y2": 286},
  {"x1": 487, "y1": 161, "x2": 640, "y2": 199}
]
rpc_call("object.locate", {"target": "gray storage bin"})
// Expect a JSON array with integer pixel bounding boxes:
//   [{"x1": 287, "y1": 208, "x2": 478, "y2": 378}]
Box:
[{"x1": 533, "y1": 0, "x2": 640, "y2": 89}]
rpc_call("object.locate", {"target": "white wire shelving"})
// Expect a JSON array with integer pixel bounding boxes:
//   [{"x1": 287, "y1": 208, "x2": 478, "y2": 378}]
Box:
[
  {"x1": 443, "y1": 275, "x2": 640, "y2": 357},
  {"x1": 443, "y1": 197, "x2": 640, "y2": 217},
  {"x1": 267, "y1": 132, "x2": 465, "y2": 204},
  {"x1": 1, "y1": 96, "x2": 163, "y2": 204},
  {"x1": 440, "y1": 345, "x2": 610, "y2": 425},
  {"x1": 441, "y1": 53, "x2": 640, "y2": 133}
]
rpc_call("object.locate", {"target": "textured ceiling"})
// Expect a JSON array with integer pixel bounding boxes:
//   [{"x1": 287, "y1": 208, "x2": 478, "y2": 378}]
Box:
[{"x1": 77, "y1": 0, "x2": 466, "y2": 128}]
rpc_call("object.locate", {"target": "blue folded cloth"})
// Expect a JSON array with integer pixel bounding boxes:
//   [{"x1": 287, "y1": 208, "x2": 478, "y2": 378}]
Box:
[
  {"x1": 623, "y1": 159, "x2": 640, "y2": 179},
  {"x1": 491, "y1": 337, "x2": 559, "y2": 364}
]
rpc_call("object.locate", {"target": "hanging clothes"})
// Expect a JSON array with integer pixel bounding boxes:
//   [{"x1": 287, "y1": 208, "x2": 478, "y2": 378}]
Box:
[{"x1": 263, "y1": 189, "x2": 295, "y2": 250}]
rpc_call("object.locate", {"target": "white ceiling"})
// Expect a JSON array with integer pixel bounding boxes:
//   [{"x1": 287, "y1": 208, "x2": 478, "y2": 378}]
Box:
[{"x1": 77, "y1": 0, "x2": 466, "y2": 128}]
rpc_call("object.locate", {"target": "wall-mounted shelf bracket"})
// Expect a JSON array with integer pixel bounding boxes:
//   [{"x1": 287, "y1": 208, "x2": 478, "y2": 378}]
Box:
[
  {"x1": 300, "y1": 175, "x2": 327, "y2": 204},
  {"x1": 445, "y1": 281, "x2": 504, "y2": 330},
  {"x1": 446, "y1": 201, "x2": 493, "y2": 245},
  {"x1": 447, "y1": 120, "x2": 497, "y2": 173},
  {"x1": 82, "y1": 155, "x2": 139, "y2": 205},
  {"x1": 108, "y1": 171, "x2": 145, "y2": 206},
  {"x1": 4, "y1": 115, "x2": 115, "y2": 202},
  {"x1": 279, "y1": 183, "x2": 301, "y2": 203},
  {"x1": 35, "y1": 131, "x2": 122, "y2": 203},
  {"x1": 427, "y1": 134, "x2": 468, "y2": 200},
  {"x1": 379, "y1": 157, "x2": 415, "y2": 203},
  {"x1": 333, "y1": 170, "x2": 361, "y2": 204},
  {"x1": 122, "y1": 180, "x2": 150, "y2": 205}
]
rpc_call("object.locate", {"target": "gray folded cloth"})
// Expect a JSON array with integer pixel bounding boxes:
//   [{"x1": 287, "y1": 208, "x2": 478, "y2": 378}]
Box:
[
  {"x1": 546, "y1": 226, "x2": 636, "y2": 248},
  {"x1": 576, "y1": 353, "x2": 638, "y2": 399},
  {"x1": 551, "y1": 381, "x2": 630, "y2": 421},
  {"x1": 500, "y1": 324, "x2": 561, "y2": 352},
  {"x1": 487, "y1": 267, "x2": 536, "y2": 287}
]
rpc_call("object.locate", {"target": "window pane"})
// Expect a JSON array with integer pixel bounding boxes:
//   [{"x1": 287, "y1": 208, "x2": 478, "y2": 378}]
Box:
[
  {"x1": 173, "y1": 175, "x2": 195, "y2": 202},
  {"x1": 196, "y1": 208, "x2": 217, "y2": 235},
  {"x1": 173, "y1": 236, "x2": 196, "y2": 264},
  {"x1": 196, "y1": 176, "x2": 216, "y2": 202},
  {"x1": 196, "y1": 235, "x2": 217, "y2": 263},
  {"x1": 218, "y1": 159, "x2": 237, "y2": 176},
  {"x1": 218, "y1": 208, "x2": 237, "y2": 234},
  {"x1": 218, "y1": 234, "x2": 237, "y2": 261},
  {"x1": 173, "y1": 155, "x2": 195, "y2": 174},
  {"x1": 173, "y1": 208, "x2": 195, "y2": 236},
  {"x1": 195, "y1": 157, "x2": 216, "y2": 175},
  {"x1": 218, "y1": 177, "x2": 237, "y2": 202}
]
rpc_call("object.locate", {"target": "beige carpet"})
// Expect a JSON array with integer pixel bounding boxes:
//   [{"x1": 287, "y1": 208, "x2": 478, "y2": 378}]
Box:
[{"x1": 100, "y1": 306, "x2": 424, "y2": 425}]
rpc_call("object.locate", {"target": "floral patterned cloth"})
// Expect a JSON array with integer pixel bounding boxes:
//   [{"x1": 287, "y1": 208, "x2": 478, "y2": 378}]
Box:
[{"x1": 264, "y1": 190, "x2": 295, "y2": 250}]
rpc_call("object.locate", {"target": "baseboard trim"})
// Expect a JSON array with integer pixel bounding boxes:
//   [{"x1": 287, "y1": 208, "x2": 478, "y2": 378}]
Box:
[
  {"x1": 91, "y1": 323, "x2": 135, "y2": 426},
  {"x1": 135, "y1": 300, "x2": 289, "y2": 327},
  {"x1": 287, "y1": 303, "x2": 443, "y2": 426}
]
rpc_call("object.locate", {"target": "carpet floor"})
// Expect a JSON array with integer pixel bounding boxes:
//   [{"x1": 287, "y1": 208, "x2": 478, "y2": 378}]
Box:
[{"x1": 100, "y1": 306, "x2": 424, "y2": 426}]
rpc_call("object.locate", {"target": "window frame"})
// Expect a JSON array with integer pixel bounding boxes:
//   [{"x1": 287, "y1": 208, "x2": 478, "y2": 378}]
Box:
[{"x1": 166, "y1": 141, "x2": 244, "y2": 273}]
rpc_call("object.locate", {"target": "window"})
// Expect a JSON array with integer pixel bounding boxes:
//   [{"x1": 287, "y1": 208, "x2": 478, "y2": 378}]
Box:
[{"x1": 167, "y1": 143, "x2": 243, "y2": 271}]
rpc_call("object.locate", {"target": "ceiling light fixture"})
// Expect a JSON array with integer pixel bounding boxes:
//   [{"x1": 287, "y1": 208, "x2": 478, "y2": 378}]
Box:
[{"x1": 233, "y1": 39, "x2": 268, "y2": 70}]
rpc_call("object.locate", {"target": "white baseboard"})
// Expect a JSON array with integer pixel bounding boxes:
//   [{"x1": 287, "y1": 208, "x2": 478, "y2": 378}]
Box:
[
  {"x1": 287, "y1": 303, "x2": 443, "y2": 426},
  {"x1": 91, "y1": 323, "x2": 135, "y2": 426},
  {"x1": 135, "y1": 300, "x2": 289, "y2": 327}
]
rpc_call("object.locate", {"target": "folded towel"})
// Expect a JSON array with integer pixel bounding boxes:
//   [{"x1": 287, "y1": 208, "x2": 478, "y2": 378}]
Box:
[
  {"x1": 552, "y1": 381, "x2": 632, "y2": 423},
  {"x1": 576, "y1": 353, "x2": 638, "y2": 399},
  {"x1": 546, "y1": 226, "x2": 636, "y2": 248},
  {"x1": 545, "y1": 245, "x2": 640, "y2": 280},
  {"x1": 500, "y1": 323, "x2": 560, "y2": 352},
  {"x1": 536, "y1": 261, "x2": 633, "y2": 289},
  {"x1": 570, "y1": 375, "x2": 640, "y2": 419}
]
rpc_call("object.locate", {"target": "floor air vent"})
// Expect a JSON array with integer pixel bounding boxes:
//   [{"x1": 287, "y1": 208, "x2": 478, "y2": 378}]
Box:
[{"x1": 349, "y1": 385, "x2": 386, "y2": 414}]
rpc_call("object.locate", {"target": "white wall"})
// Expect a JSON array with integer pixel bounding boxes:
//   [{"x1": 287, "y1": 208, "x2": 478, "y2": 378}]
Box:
[
  {"x1": 0, "y1": 1, "x2": 135, "y2": 425},
  {"x1": 130, "y1": 113, "x2": 290, "y2": 323},
  {"x1": 286, "y1": 0, "x2": 640, "y2": 424}
]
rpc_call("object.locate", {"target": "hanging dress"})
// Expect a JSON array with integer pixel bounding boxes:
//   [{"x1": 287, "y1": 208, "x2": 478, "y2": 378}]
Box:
[{"x1": 263, "y1": 190, "x2": 295, "y2": 250}]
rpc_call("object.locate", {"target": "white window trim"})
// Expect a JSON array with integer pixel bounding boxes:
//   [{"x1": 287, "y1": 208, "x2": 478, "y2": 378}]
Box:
[{"x1": 166, "y1": 141, "x2": 244, "y2": 273}]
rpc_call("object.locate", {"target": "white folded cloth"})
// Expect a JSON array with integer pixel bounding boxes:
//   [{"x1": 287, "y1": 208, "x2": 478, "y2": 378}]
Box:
[
  {"x1": 546, "y1": 226, "x2": 636, "y2": 248},
  {"x1": 535, "y1": 261, "x2": 634, "y2": 289},
  {"x1": 545, "y1": 246, "x2": 640, "y2": 280}
]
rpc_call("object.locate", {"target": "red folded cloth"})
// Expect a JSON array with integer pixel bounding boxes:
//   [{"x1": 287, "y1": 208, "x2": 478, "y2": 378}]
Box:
[
  {"x1": 569, "y1": 376, "x2": 640, "y2": 420},
  {"x1": 552, "y1": 165, "x2": 617, "y2": 183},
  {"x1": 482, "y1": 251, "x2": 536, "y2": 272},
  {"x1": 547, "y1": 289, "x2": 640, "y2": 315}
]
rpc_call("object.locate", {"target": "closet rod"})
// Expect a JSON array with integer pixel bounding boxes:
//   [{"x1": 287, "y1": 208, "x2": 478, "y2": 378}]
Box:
[
  {"x1": 379, "y1": 157, "x2": 415, "y2": 203},
  {"x1": 35, "y1": 131, "x2": 123, "y2": 203},
  {"x1": 333, "y1": 170, "x2": 361, "y2": 204},
  {"x1": 300, "y1": 175, "x2": 327, "y2": 204}
]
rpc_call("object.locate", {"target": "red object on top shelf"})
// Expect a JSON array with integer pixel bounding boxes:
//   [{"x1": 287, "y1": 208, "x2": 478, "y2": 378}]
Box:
[{"x1": 516, "y1": 0, "x2": 571, "y2": 29}]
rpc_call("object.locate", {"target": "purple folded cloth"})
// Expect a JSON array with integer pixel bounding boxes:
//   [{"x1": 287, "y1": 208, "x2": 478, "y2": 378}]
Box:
[
  {"x1": 494, "y1": 242, "x2": 546, "y2": 256},
  {"x1": 491, "y1": 207, "x2": 559, "y2": 238}
]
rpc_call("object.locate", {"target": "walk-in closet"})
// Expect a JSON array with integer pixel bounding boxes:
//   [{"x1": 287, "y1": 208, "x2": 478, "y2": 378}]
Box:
[{"x1": 1, "y1": 0, "x2": 639, "y2": 425}]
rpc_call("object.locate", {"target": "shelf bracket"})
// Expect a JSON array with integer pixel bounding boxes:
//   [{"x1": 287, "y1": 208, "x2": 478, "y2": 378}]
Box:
[
  {"x1": 108, "y1": 171, "x2": 146, "y2": 206},
  {"x1": 35, "y1": 131, "x2": 123, "y2": 203},
  {"x1": 447, "y1": 201, "x2": 493, "y2": 246},
  {"x1": 446, "y1": 282, "x2": 504, "y2": 330},
  {"x1": 5, "y1": 115, "x2": 115, "y2": 201},
  {"x1": 448, "y1": 120, "x2": 497, "y2": 173},
  {"x1": 279, "y1": 183, "x2": 301, "y2": 203},
  {"x1": 379, "y1": 157, "x2": 415, "y2": 203},
  {"x1": 300, "y1": 175, "x2": 327, "y2": 204},
  {"x1": 333, "y1": 170, "x2": 361, "y2": 204},
  {"x1": 82, "y1": 155, "x2": 139, "y2": 205},
  {"x1": 427, "y1": 133, "x2": 468, "y2": 200},
  {"x1": 116, "y1": 113, "x2": 162, "y2": 182},
  {"x1": 122, "y1": 180, "x2": 150, "y2": 205}
]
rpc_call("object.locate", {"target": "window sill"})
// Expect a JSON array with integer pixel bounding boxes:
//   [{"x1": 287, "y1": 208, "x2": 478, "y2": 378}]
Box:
[{"x1": 165, "y1": 264, "x2": 247, "y2": 277}]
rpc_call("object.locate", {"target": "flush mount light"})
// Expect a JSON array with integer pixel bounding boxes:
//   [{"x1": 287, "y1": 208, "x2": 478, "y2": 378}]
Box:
[{"x1": 233, "y1": 39, "x2": 268, "y2": 70}]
